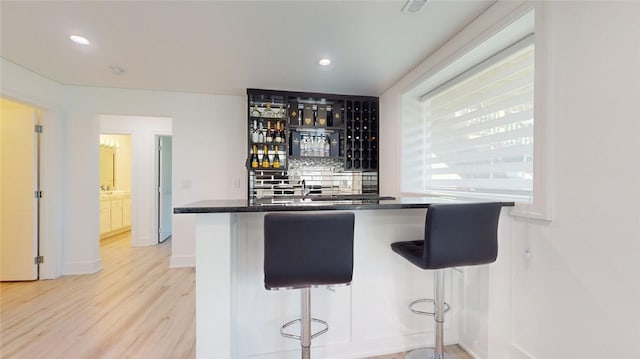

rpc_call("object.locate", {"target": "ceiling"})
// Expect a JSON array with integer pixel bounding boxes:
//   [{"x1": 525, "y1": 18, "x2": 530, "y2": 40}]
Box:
[{"x1": 0, "y1": 1, "x2": 494, "y2": 97}]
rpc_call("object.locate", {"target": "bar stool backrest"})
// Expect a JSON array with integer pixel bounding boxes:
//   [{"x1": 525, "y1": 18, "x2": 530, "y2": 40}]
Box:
[
  {"x1": 422, "y1": 203, "x2": 502, "y2": 269},
  {"x1": 264, "y1": 212, "x2": 355, "y2": 290}
]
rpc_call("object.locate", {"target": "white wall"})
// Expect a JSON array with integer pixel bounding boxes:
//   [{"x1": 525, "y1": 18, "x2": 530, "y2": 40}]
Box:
[
  {"x1": 65, "y1": 86, "x2": 246, "y2": 272},
  {"x1": 510, "y1": 2, "x2": 640, "y2": 358},
  {"x1": 381, "y1": 1, "x2": 640, "y2": 358}
]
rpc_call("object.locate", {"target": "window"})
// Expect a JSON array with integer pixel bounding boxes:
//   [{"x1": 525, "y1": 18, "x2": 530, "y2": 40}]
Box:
[
  {"x1": 400, "y1": 7, "x2": 548, "y2": 217},
  {"x1": 422, "y1": 36, "x2": 533, "y2": 201}
]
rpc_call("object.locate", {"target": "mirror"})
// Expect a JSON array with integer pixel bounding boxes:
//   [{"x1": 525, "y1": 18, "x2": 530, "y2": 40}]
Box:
[
  {"x1": 100, "y1": 144, "x2": 116, "y2": 190},
  {"x1": 100, "y1": 134, "x2": 132, "y2": 192}
]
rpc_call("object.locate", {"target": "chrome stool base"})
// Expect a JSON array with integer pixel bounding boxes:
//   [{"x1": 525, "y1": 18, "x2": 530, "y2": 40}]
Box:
[
  {"x1": 405, "y1": 347, "x2": 457, "y2": 359},
  {"x1": 280, "y1": 317, "x2": 329, "y2": 341}
]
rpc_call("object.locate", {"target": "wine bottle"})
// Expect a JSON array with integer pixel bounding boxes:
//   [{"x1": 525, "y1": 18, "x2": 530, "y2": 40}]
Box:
[
  {"x1": 266, "y1": 121, "x2": 273, "y2": 143},
  {"x1": 258, "y1": 122, "x2": 265, "y2": 143},
  {"x1": 273, "y1": 146, "x2": 281, "y2": 168},
  {"x1": 251, "y1": 120, "x2": 259, "y2": 143},
  {"x1": 275, "y1": 121, "x2": 282, "y2": 143},
  {"x1": 251, "y1": 145, "x2": 259, "y2": 168},
  {"x1": 262, "y1": 145, "x2": 270, "y2": 168}
]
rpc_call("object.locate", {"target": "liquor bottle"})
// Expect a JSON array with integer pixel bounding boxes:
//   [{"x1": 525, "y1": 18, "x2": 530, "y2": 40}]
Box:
[
  {"x1": 250, "y1": 145, "x2": 259, "y2": 168},
  {"x1": 262, "y1": 145, "x2": 270, "y2": 168},
  {"x1": 332, "y1": 102, "x2": 343, "y2": 127},
  {"x1": 273, "y1": 146, "x2": 281, "y2": 168},
  {"x1": 266, "y1": 121, "x2": 273, "y2": 143},
  {"x1": 251, "y1": 120, "x2": 259, "y2": 143},
  {"x1": 303, "y1": 104, "x2": 314, "y2": 126},
  {"x1": 275, "y1": 122, "x2": 282, "y2": 143}
]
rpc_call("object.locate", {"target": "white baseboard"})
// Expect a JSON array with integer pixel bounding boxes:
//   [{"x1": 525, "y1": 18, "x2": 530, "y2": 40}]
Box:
[
  {"x1": 458, "y1": 342, "x2": 483, "y2": 359},
  {"x1": 511, "y1": 343, "x2": 535, "y2": 359},
  {"x1": 457, "y1": 342, "x2": 535, "y2": 359},
  {"x1": 170, "y1": 255, "x2": 195, "y2": 268},
  {"x1": 62, "y1": 258, "x2": 102, "y2": 275}
]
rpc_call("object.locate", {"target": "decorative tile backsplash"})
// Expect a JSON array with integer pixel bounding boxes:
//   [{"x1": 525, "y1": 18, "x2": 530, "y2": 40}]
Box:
[{"x1": 249, "y1": 160, "x2": 378, "y2": 199}]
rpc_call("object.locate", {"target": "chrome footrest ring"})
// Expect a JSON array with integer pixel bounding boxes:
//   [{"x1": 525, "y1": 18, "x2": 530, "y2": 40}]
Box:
[
  {"x1": 280, "y1": 318, "x2": 329, "y2": 341},
  {"x1": 409, "y1": 298, "x2": 451, "y2": 316}
]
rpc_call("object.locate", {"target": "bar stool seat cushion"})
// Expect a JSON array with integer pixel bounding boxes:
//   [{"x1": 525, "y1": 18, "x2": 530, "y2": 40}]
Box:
[
  {"x1": 264, "y1": 212, "x2": 355, "y2": 289},
  {"x1": 391, "y1": 203, "x2": 502, "y2": 270}
]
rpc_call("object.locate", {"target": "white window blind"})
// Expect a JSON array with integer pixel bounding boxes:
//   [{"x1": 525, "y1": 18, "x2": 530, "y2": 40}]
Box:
[{"x1": 405, "y1": 35, "x2": 534, "y2": 201}]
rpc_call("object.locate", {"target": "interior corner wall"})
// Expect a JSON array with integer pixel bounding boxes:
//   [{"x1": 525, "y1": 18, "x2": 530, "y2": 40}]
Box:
[{"x1": 381, "y1": 1, "x2": 640, "y2": 359}]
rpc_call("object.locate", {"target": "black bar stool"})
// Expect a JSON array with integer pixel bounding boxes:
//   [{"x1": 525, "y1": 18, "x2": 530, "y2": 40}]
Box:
[
  {"x1": 264, "y1": 212, "x2": 355, "y2": 359},
  {"x1": 391, "y1": 203, "x2": 503, "y2": 359}
]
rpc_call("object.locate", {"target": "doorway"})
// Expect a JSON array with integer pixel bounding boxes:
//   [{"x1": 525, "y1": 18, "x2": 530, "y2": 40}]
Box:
[
  {"x1": 157, "y1": 135, "x2": 172, "y2": 243},
  {"x1": 99, "y1": 134, "x2": 132, "y2": 242},
  {"x1": 99, "y1": 115, "x2": 172, "y2": 249},
  {"x1": 0, "y1": 98, "x2": 41, "y2": 281}
]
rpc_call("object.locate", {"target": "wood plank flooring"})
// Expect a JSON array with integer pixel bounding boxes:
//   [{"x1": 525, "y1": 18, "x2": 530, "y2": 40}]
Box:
[
  {"x1": 0, "y1": 233, "x2": 195, "y2": 359},
  {"x1": 1, "y1": 233, "x2": 470, "y2": 359}
]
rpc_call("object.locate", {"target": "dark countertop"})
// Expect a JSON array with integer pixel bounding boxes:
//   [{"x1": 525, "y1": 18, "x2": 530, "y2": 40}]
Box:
[{"x1": 174, "y1": 195, "x2": 514, "y2": 214}]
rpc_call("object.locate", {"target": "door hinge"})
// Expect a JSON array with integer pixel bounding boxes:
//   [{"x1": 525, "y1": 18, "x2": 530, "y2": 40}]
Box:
[
  {"x1": 35, "y1": 124, "x2": 44, "y2": 133},
  {"x1": 35, "y1": 190, "x2": 44, "y2": 198},
  {"x1": 34, "y1": 256, "x2": 44, "y2": 264}
]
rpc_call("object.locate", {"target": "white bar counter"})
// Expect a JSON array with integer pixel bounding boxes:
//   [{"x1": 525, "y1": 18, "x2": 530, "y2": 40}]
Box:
[{"x1": 175, "y1": 196, "x2": 512, "y2": 359}]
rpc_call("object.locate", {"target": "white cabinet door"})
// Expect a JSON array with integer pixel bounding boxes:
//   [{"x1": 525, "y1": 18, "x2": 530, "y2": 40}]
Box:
[
  {"x1": 110, "y1": 199, "x2": 123, "y2": 231},
  {"x1": 100, "y1": 200, "x2": 111, "y2": 235}
]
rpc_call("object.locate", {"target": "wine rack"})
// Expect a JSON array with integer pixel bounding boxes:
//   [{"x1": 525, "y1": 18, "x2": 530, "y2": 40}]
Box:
[
  {"x1": 247, "y1": 89, "x2": 379, "y2": 199},
  {"x1": 344, "y1": 99, "x2": 378, "y2": 170}
]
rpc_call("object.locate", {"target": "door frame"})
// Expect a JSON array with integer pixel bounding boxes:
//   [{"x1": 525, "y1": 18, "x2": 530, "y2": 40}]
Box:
[{"x1": 156, "y1": 135, "x2": 172, "y2": 243}]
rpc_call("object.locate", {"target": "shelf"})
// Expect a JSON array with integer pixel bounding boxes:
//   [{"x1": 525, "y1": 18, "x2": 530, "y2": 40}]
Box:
[
  {"x1": 249, "y1": 141, "x2": 288, "y2": 146},
  {"x1": 288, "y1": 125, "x2": 344, "y2": 131},
  {"x1": 289, "y1": 156, "x2": 344, "y2": 160},
  {"x1": 249, "y1": 115, "x2": 287, "y2": 120}
]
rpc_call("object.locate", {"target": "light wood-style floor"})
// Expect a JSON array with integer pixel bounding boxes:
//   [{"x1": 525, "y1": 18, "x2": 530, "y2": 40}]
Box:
[
  {"x1": 0, "y1": 233, "x2": 195, "y2": 358},
  {"x1": 1, "y1": 233, "x2": 470, "y2": 359}
]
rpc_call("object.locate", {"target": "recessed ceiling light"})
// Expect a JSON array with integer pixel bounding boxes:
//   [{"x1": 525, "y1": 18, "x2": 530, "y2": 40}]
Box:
[
  {"x1": 70, "y1": 35, "x2": 90, "y2": 45},
  {"x1": 319, "y1": 58, "x2": 332, "y2": 66}
]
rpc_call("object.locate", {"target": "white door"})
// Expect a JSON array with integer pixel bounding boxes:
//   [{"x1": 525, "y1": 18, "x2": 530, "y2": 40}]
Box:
[
  {"x1": 158, "y1": 136, "x2": 172, "y2": 243},
  {"x1": 0, "y1": 98, "x2": 39, "y2": 281}
]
